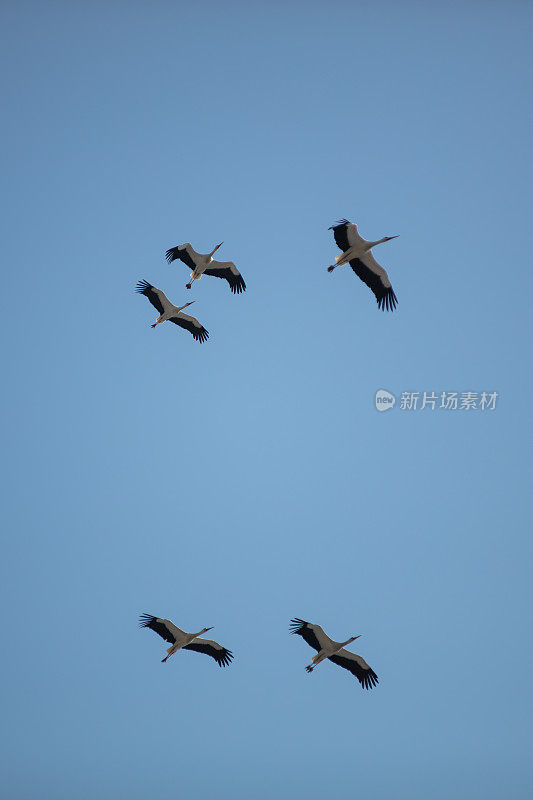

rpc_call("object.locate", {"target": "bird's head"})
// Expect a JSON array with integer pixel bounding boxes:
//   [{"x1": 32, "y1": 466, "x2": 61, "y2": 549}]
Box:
[
  {"x1": 349, "y1": 635, "x2": 361, "y2": 643},
  {"x1": 202, "y1": 627, "x2": 214, "y2": 634},
  {"x1": 385, "y1": 235, "x2": 399, "y2": 242},
  {"x1": 215, "y1": 242, "x2": 224, "y2": 251}
]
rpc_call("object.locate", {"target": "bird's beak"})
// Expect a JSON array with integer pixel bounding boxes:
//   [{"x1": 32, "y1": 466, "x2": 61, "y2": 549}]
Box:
[
  {"x1": 387, "y1": 235, "x2": 399, "y2": 241},
  {"x1": 186, "y1": 301, "x2": 195, "y2": 306},
  {"x1": 205, "y1": 627, "x2": 214, "y2": 632},
  {"x1": 217, "y1": 242, "x2": 224, "y2": 249},
  {"x1": 354, "y1": 635, "x2": 362, "y2": 639}
]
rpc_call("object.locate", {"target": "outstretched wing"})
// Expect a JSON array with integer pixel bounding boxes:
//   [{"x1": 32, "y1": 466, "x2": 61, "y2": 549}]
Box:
[
  {"x1": 328, "y1": 650, "x2": 379, "y2": 689},
  {"x1": 136, "y1": 280, "x2": 172, "y2": 314},
  {"x1": 139, "y1": 614, "x2": 183, "y2": 645},
  {"x1": 290, "y1": 619, "x2": 332, "y2": 652},
  {"x1": 183, "y1": 638, "x2": 234, "y2": 667},
  {"x1": 349, "y1": 252, "x2": 398, "y2": 311},
  {"x1": 204, "y1": 260, "x2": 246, "y2": 294},
  {"x1": 165, "y1": 243, "x2": 204, "y2": 269},
  {"x1": 169, "y1": 312, "x2": 209, "y2": 343},
  {"x1": 329, "y1": 219, "x2": 360, "y2": 252}
]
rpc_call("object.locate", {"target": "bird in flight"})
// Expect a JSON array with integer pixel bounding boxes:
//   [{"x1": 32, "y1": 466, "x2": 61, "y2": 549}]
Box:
[
  {"x1": 135, "y1": 280, "x2": 209, "y2": 342},
  {"x1": 165, "y1": 241, "x2": 246, "y2": 294},
  {"x1": 290, "y1": 618, "x2": 378, "y2": 689},
  {"x1": 139, "y1": 614, "x2": 234, "y2": 667},
  {"x1": 328, "y1": 219, "x2": 398, "y2": 311}
]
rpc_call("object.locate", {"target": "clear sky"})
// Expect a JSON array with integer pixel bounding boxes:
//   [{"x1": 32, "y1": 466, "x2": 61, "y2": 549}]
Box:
[{"x1": 2, "y1": 2, "x2": 532, "y2": 798}]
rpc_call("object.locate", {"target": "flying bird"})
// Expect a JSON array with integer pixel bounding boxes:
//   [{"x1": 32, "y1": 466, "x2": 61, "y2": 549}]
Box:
[
  {"x1": 139, "y1": 614, "x2": 233, "y2": 667},
  {"x1": 290, "y1": 618, "x2": 378, "y2": 689},
  {"x1": 328, "y1": 219, "x2": 398, "y2": 311},
  {"x1": 135, "y1": 280, "x2": 209, "y2": 342},
  {"x1": 165, "y1": 241, "x2": 246, "y2": 294}
]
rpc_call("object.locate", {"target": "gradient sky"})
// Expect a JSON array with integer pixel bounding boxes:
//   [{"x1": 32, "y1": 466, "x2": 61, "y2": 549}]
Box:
[{"x1": 2, "y1": 2, "x2": 532, "y2": 798}]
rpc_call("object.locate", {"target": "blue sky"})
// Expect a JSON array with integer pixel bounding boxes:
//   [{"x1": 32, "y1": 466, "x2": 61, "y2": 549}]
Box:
[{"x1": 2, "y1": 2, "x2": 532, "y2": 798}]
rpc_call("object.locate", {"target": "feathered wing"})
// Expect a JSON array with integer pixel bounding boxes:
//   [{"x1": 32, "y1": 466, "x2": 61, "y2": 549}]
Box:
[
  {"x1": 350, "y1": 252, "x2": 398, "y2": 311},
  {"x1": 204, "y1": 260, "x2": 246, "y2": 294},
  {"x1": 183, "y1": 638, "x2": 234, "y2": 667},
  {"x1": 139, "y1": 614, "x2": 184, "y2": 645},
  {"x1": 169, "y1": 312, "x2": 209, "y2": 343},
  {"x1": 135, "y1": 280, "x2": 173, "y2": 314},
  {"x1": 328, "y1": 650, "x2": 379, "y2": 689},
  {"x1": 165, "y1": 243, "x2": 204, "y2": 269},
  {"x1": 329, "y1": 219, "x2": 361, "y2": 252},
  {"x1": 289, "y1": 619, "x2": 333, "y2": 652}
]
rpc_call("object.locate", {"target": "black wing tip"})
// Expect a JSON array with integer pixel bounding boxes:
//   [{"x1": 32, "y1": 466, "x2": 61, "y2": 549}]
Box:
[
  {"x1": 289, "y1": 618, "x2": 307, "y2": 634},
  {"x1": 328, "y1": 218, "x2": 351, "y2": 230},
  {"x1": 377, "y1": 288, "x2": 398, "y2": 312},
  {"x1": 362, "y1": 670, "x2": 379, "y2": 689},
  {"x1": 194, "y1": 327, "x2": 209, "y2": 343},
  {"x1": 218, "y1": 648, "x2": 234, "y2": 667},
  {"x1": 165, "y1": 247, "x2": 177, "y2": 263},
  {"x1": 135, "y1": 279, "x2": 151, "y2": 293},
  {"x1": 138, "y1": 613, "x2": 156, "y2": 627},
  {"x1": 229, "y1": 276, "x2": 246, "y2": 294}
]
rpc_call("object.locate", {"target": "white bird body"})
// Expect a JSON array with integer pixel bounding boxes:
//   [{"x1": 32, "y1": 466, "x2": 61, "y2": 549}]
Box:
[
  {"x1": 297, "y1": 622, "x2": 359, "y2": 669},
  {"x1": 334, "y1": 223, "x2": 394, "y2": 266},
  {"x1": 136, "y1": 280, "x2": 209, "y2": 342},
  {"x1": 139, "y1": 614, "x2": 233, "y2": 667},
  {"x1": 160, "y1": 624, "x2": 214, "y2": 661},
  {"x1": 290, "y1": 618, "x2": 378, "y2": 689},
  {"x1": 328, "y1": 219, "x2": 399, "y2": 311},
  {"x1": 182, "y1": 243, "x2": 221, "y2": 282},
  {"x1": 153, "y1": 293, "x2": 192, "y2": 325},
  {"x1": 309, "y1": 636, "x2": 359, "y2": 667},
  {"x1": 166, "y1": 241, "x2": 246, "y2": 294}
]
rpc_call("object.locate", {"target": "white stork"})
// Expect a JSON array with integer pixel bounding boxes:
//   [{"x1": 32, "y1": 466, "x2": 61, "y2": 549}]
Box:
[
  {"x1": 290, "y1": 618, "x2": 378, "y2": 689},
  {"x1": 135, "y1": 280, "x2": 209, "y2": 342},
  {"x1": 139, "y1": 614, "x2": 234, "y2": 667},
  {"x1": 165, "y1": 241, "x2": 246, "y2": 294},
  {"x1": 328, "y1": 219, "x2": 398, "y2": 311}
]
